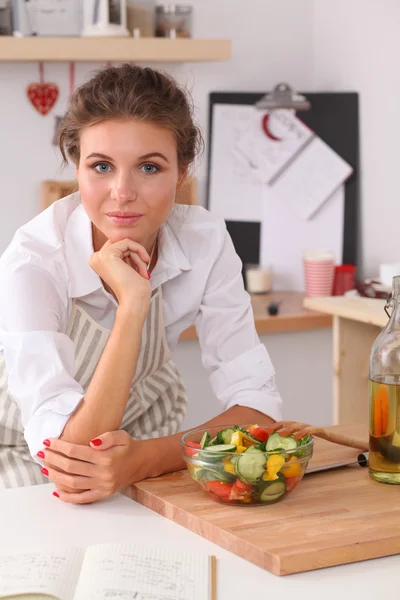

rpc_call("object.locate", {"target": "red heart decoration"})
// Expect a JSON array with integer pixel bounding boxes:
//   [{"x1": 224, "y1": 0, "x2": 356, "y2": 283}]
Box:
[{"x1": 27, "y1": 82, "x2": 59, "y2": 116}]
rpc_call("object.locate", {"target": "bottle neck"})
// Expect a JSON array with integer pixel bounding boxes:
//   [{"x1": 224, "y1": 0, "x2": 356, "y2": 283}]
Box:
[{"x1": 387, "y1": 297, "x2": 400, "y2": 327}]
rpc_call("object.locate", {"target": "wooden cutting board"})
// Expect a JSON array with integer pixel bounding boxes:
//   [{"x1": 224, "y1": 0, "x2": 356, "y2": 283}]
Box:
[{"x1": 127, "y1": 424, "x2": 400, "y2": 576}]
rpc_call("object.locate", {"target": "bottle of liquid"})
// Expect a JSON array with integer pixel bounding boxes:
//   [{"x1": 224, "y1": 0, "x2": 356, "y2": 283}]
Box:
[{"x1": 369, "y1": 275, "x2": 400, "y2": 484}]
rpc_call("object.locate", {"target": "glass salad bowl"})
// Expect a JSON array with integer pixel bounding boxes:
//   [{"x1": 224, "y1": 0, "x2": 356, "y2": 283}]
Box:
[{"x1": 181, "y1": 424, "x2": 313, "y2": 505}]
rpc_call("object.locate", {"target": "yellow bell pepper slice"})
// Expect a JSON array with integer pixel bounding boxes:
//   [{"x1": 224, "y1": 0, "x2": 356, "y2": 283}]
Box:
[
  {"x1": 282, "y1": 456, "x2": 302, "y2": 478},
  {"x1": 223, "y1": 461, "x2": 236, "y2": 474},
  {"x1": 230, "y1": 431, "x2": 242, "y2": 447},
  {"x1": 263, "y1": 454, "x2": 285, "y2": 481}
]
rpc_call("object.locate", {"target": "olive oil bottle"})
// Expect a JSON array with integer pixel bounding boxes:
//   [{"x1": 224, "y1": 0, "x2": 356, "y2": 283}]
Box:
[{"x1": 369, "y1": 276, "x2": 400, "y2": 484}]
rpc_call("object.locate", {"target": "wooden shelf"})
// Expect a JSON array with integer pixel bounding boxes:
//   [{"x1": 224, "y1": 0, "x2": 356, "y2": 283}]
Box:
[
  {"x1": 180, "y1": 291, "x2": 333, "y2": 340},
  {"x1": 0, "y1": 37, "x2": 231, "y2": 62}
]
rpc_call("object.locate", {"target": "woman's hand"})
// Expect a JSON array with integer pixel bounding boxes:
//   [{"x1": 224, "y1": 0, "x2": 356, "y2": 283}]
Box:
[
  {"x1": 89, "y1": 239, "x2": 151, "y2": 309},
  {"x1": 41, "y1": 431, "x2": 159, "y2": 504}
]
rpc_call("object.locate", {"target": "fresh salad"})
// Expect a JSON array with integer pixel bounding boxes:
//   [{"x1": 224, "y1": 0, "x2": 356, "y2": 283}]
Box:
[{"x1": 184, "y1": 424, "x2": 313, "y2": 504}]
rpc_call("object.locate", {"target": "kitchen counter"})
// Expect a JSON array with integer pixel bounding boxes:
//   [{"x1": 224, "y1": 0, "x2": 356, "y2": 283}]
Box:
[
  {"x1": 181, "y1": 291, "x2": 332, "y2": 340},
  {"x1": 0, "y1": 476, "x2": 398, "y2": 599}
]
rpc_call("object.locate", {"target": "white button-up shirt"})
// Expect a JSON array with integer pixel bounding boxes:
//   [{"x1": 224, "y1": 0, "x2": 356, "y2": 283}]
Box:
[{"x1": 0, "y1": 193, "x2": 282, "y2": 457}]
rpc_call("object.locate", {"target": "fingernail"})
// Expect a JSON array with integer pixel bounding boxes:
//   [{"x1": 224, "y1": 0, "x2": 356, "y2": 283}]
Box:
[
  {"x1": 37, "y1": 451, "x2": 45, "y2": 459},
  {"x1": 90, "y1": 438, "x2": 102, "y2": 446},
  {"x1": 147, "y1": 270, "x2": 151, "y2": 279},
  {"x1": 41, "y1": 467, "x2": 49, "y2": 476},
  {"x1": 53, "y1": 491, "x2": 59, "y2": 498},
  {"x1": 43, "y1": 439, "x2": 50, "y2": 447}
]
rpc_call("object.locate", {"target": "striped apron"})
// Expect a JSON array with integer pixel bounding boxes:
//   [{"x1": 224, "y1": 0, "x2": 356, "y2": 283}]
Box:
[{"x1": 0, "y1": 286, "x2": 187, "y2": 488}]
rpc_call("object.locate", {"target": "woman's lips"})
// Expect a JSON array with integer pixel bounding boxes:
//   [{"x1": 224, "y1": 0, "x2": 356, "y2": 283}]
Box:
[{"x1": 106, "y1": 213, "x2": 143, "y2": 226}]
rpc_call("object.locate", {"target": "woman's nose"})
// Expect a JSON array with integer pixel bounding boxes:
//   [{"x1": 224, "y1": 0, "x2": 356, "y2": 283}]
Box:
[{"x1": 110, "y1": 175, "x2": 137, "y2": 203}]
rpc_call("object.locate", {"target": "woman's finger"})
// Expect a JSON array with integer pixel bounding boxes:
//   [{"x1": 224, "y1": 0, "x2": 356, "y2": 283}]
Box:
[
  {"x1": 107, "y1": 239, "x2": 150, "y2": 264},
  {"x1": 42, "y1": 450, "x2": 99, "y2": 478},
  {"x1": 44, "y1": 465, "x2": 112, "y2": 492},
  {"x1": 54, "y1": 488, "x2": 107, "y2": 505},
  {"x1": 89, "y1": 430, "x2": 131, "y2": 450},
  {"x1": 43, "y1": 466, "x2": 92, "y2": 490},
  {"x1": 122, "y1": 251, "x2": 149, "y2": 279},
  {"x1": 292, "y1": 426, "x2": 314, "y2": 439},
  {"x1": 42, "y1": 438, "x2": 99, "y2": 464}
]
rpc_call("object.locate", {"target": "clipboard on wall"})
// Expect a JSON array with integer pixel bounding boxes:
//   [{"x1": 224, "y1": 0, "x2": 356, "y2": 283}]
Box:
[{"x1": 206, "y1": 91, "x2": 359, "y2": 288}]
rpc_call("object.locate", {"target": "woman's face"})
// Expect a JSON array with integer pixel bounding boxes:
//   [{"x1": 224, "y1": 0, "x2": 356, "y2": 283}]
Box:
[{"x1": 77, "y1": 119, "x2": 184, "y2": 252}]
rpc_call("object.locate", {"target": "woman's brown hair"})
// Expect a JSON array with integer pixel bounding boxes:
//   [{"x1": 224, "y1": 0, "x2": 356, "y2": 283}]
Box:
[{"x1": 58, "y1": 63, "x2": 203, "y2": 172}]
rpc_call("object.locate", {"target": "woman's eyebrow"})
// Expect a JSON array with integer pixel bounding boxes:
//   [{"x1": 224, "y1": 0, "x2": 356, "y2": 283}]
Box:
[
  {"x1": 85, "y1": 152, "x2": 169, "y2": 163},
  {"x1": 86, "y1": 153, "x2": 113, "y2": 161},
  {"x1": 140, "y1": 152, "x2": 169, "y2": 163}
]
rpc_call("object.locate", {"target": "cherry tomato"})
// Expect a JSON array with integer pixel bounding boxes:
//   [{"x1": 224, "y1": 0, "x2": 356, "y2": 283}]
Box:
[
  {"x1": 233, "y1": 479, "x2": 253, "y2": 494},
  {"x1": 248, "y1": 426, "x2": 271, "y2": 443},
  {"x1": 285, "y1": 475, "x2": 302, "y2": 491},
  {"x1": 205, "y1": 481, "x2": 233, "y2": 500}
]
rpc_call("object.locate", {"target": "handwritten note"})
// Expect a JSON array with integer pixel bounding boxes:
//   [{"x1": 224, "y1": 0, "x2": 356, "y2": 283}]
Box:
[
  {"x1": 0, "y1": 547, "x2": 83, "y2": 600},
  {"x1": 74, "y1": 543, "x2": 211, "y2": 600},
  {"x1": 268, "y1": 136, "x2": 353, "y2": 220},
  {"x1": 209, "y1": 104, "x2": 263, "y2": 222},
  {"x1": 235, "y1": 109, "x2": 314, "y2": 184}
]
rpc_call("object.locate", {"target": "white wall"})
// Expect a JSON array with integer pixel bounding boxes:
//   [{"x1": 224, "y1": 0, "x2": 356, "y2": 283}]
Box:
[
  {"x1": 312, "y1": 0, "x2": 400, "y2": 279},
  {"x1": 0, "y1": 0, "x2": 314, "y2": 252}
]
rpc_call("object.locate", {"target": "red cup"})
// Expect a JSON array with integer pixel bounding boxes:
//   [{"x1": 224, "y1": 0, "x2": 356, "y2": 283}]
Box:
[
  {"x1": 303, "y1": 249, "x2": 335, "y2": 297},
  {"x1": 333, "y1": 264, "x2": 356, "y2": 296}
]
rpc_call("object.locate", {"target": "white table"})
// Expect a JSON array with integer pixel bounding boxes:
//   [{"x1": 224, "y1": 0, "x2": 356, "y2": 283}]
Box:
[{"x1": 0, "y1": 484, "x2": 398, "y2": 598}]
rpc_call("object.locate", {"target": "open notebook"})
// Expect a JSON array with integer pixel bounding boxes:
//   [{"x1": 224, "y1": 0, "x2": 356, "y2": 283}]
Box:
[{"x1": 0, "y1": 543, "x2": 217, "y2": 600}]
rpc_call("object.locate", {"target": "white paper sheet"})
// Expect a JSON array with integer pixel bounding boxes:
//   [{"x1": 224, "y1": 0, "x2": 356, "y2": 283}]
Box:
[
  {"x1": 261, "y1": 185, "x2": 345, "y2": 292},
  {"x1": 234, "y1": 109, "x2": 314, "y2": 185},
  {"x1": 268, "y1": 136, "x2": 353, "y2": 220},
  {"x1": 208, "y1": 104, "x2": 263, "y2": 222}
]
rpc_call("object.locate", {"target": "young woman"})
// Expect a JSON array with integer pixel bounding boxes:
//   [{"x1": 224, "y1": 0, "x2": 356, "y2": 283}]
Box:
[{"x1": 0, "y1": 64, "x2": 282, "y2": 503}]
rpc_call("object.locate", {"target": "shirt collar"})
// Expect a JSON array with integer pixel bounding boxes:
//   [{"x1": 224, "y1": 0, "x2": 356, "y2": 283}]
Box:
[
  {"x1": 151, "y1": 206, "x2": 192, "y2": 288},
  {"x1": 64, "y1": 199, "x2": 192, "y2": 298},
  {"x1": 64, "y1": 200, "x2": 101, "y2": 298}
]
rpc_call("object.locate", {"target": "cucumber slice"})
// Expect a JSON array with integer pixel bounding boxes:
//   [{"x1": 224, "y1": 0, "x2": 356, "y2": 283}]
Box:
[
  {"x1": 259, "y1": 480, "x2": 286, "y2": 503},
  {"x1": 200, "y1": 444, "x2": 236, "y2": 453},
  {"x1": 191, "y1": 466, "x2": 203, "y2": 481},
  {"x1": 266, "y1": 432, "x2": 298, "y2": 452},
  {"x1": 235, "y1": 448, "x2": 266, "y2": 484},
  {"x1": 198, "y1": 444, "x2": 236, "y2": 462},
  {"x1": 216, "y1": 427, "x2": 235, "y2": 444},
  {"x1": 200, "y1": 431, "x2": 211, "y2": 449},
  {"x1": 209, "y1": 435, "x2": 219, "y2": 446},
  {"x1": 200, "y1": 467, "x2": 235, "y2": 484}
]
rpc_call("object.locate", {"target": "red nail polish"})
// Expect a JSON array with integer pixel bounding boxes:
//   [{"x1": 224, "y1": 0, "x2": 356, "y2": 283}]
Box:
[
  {"x1": 41, "y1": 467, "x2": 49, "y2": 476},
  {"x1": 90, "y1": 438, "x2": 102, "y2": 446},
  {"x1": 37, "y1": 451, "x2": 45, "y2": 459},
  {"x1": 147, "y1": 270, "x2": 151, "y2": 279},
  {"x1": 53, "y1": 491, "x2": 59, "y2": 498},
  {"x1": 43, "y1": 439, "x2": 50, "y2": 447}
]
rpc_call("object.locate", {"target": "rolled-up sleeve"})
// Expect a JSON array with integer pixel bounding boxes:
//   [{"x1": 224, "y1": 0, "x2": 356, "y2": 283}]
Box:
[
  {"x1": 0, "y1": 260, "x2": 84, "y2": 460},
  {"x1": 195, "y1": 222, "x2": 283, "y2": 421}
]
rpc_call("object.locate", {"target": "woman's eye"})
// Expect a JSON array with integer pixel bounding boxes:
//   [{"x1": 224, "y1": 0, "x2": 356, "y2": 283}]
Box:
[
  {"x1": 141, "y1": 163, "x2": 159, "y2": 174},
  {"x1": 93, "y1": 162, "x2": 111, "y2": 174}
]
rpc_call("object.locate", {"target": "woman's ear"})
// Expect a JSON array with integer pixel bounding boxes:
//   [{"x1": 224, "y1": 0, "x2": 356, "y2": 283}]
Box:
[{"x1": 177, "y1": 166, "x2": 188, "y2": 190}]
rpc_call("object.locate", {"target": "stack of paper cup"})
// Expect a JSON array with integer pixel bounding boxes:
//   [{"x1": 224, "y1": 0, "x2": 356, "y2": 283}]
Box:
[{"x1": 303, "y1": 249, "x2": 335, "y2": 297}]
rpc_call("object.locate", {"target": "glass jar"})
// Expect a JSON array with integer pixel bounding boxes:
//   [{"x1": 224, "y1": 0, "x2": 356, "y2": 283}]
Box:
[
  {"x1": 155, "y1": 4, "x2": 192, "y2": 38},
  {"x1": 0, "y1": 1, "x2": 12, "y2": 36},
  {"x1": 369, "y1": 275, "x2": 400, "y2": 484}
]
